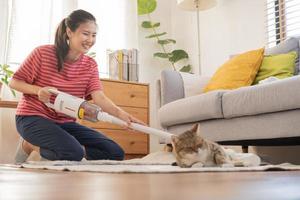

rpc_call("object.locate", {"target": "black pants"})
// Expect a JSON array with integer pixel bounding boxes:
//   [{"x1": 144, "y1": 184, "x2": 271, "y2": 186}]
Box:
[{"x1": 16, "y1": 115, "x2": 124, "y2": 161}]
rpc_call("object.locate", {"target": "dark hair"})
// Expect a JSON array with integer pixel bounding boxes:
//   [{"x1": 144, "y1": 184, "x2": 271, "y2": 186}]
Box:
[{"x1": 54, "y1": 9, "x2": 96, "y2": 72}]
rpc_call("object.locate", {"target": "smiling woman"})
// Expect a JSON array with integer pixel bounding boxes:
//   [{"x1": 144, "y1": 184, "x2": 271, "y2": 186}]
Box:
[{"x1": 8, "y1": 9, "x2": 145, "y2": 164}]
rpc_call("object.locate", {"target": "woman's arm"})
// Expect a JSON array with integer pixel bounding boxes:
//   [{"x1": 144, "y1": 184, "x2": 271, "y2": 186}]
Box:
[
  {"x1": 9, "y1": 78, "x2": 41, "y2": 95},
  {"x1": 91, "y1": 90, "x2": 145, "y2": 125},
  {"x1": 9, "y1": 78, "x2": 55, "y2": 103}
]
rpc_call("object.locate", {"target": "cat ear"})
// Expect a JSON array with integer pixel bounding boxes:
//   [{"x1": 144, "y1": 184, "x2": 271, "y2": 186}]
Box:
[{"x1": 191, "y1": 124, "x2": 199, "y2": 134}]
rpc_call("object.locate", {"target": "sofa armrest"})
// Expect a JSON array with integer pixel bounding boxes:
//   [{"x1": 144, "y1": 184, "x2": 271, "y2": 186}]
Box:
[{"x1": 160, "y1": 69, "x2": 185, "y2": 106}]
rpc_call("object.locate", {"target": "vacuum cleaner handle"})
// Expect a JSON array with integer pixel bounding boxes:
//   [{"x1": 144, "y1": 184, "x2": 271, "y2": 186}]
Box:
[
  {"x1": 44, "y1": 88, "x2": 59, "y2": 109},
  {"x1": 48, "y1": 88, "x2": 59, "y2": 95},
  {"x1": 97, "y1": 112, "x2": 173, "y2": 139}
]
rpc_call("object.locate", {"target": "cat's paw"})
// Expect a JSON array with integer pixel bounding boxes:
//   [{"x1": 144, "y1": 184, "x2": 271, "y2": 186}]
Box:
[
  {"x1": 233, "y1": 161, "x2": 245, "y2": 167},
  {"x1": 191, "y1": 162, "x2": 204, "y2": 168},
  {"x1": 220, "y1": 163, "x2": 234, "y2": 168}
]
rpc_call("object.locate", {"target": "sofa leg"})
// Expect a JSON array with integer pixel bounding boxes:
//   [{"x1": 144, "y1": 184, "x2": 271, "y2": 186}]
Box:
[{"x1": 242, "y1": 146, "x2": 249, "y2": 153}]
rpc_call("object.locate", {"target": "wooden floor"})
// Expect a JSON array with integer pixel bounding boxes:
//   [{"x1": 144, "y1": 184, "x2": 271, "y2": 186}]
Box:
[{"x1": 0, "y1": 166, "x2": 300, "y2": 200}]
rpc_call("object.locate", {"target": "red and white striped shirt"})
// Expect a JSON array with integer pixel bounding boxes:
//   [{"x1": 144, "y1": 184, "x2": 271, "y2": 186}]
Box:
[{"x1": 13, "y1": 45, "x2": 102, "y2": 123}]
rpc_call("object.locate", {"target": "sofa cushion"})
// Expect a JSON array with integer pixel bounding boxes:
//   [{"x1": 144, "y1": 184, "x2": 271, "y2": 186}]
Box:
[
  {"x1": 253, "y1": 51, "x2": 297, "y2": 84},
  {"x1": 159, "y1": 90, "x2": 226, "y2": 127},
  {"x1": 203, "y1": 48, "x2": 264, "y2": 93},
  {"x1": 167, "y1": 109, "x2": 300, "y2": 142},
  {"x1": 265, "y1": 37, "x2": 300, "y2": 74},
  {"x1": 223, "y1": 75, "x2": 300, "y2": 118}
]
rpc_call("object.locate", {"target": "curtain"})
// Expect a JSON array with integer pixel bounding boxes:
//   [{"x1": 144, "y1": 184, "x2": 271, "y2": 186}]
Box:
[
  {"x1": 0, "y1": 1, "x2": 11, "y2": 163},
  {"x1": 0, "y1": 0, "x2": 10, "y2": 64}
]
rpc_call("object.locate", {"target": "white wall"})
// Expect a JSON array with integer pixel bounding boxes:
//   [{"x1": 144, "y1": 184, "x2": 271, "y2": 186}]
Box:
[{"x1": 171, "y1": 0, "x2": 266, "y2": 75}]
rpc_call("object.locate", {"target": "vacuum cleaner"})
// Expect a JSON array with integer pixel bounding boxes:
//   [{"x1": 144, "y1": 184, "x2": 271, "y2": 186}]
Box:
[{"x1": 45, "y1": 89, "x2": 173, "y2": 140}]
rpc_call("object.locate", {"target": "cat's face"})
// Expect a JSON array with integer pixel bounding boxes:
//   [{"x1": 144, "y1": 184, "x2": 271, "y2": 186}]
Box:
[{"x1": 171, "y1": 124, "x2": 204, "y2": 168}]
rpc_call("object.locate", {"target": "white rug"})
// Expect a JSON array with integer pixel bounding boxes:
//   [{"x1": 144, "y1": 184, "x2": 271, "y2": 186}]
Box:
[{"x1": 19, "y1": 151, "x2": 300, "y2": 173}]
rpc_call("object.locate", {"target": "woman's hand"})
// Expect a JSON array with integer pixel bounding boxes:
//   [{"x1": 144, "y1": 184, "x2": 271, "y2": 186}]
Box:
[
  {"x1": 116, "y1": 109, "x2": 147, "y2": 129},
  {"x1": 37, "y1": 86, "x2": 57, "y2": 103}
]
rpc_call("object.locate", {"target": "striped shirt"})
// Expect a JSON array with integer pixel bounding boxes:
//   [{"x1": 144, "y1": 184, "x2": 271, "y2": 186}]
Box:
[{"x1": 13, "y1": 45, "x2": 102, "y2": 123}]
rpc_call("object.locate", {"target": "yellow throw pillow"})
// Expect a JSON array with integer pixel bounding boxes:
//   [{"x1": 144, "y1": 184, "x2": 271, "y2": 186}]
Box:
[
  {"x1": 203, "y1": 48, "x2": 264, "y2": 93},
  {"x1": 253, "y1": 51, "x2": 297, "y2": 85}
]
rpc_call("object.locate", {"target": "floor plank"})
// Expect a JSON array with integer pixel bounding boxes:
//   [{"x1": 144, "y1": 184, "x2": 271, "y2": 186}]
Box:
[{"x1": 0, "y1": 166, "x2": 300, "y2": 200}]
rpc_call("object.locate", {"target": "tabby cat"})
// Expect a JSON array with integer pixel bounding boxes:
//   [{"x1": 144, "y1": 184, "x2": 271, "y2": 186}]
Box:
[{"x1": 170, "y1": 124, "x2": 233, "y2": 168}]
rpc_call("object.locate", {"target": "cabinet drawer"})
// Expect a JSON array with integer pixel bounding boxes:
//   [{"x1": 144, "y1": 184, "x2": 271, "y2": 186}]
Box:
[
  {"x1": 101, "y1": 79, "x2": 148, "y2": 108},
  {"x1": 97, "y1": 129, "x2": 149, "y2": 154},
  {"x1": 79, "y1": 107, "x2": 148, "y2": 129}
]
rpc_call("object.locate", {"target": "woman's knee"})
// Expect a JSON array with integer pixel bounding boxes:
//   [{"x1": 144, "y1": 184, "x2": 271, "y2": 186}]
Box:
[
  {"x1": 110, "y1": 145, "x2": 125, "y2": 160},
  {"x1": 56, "y1": 146, "x2": 84, "y2": 161},
  {"x1": 67, "y1": 146, "x2": 84, "y2": 161}
]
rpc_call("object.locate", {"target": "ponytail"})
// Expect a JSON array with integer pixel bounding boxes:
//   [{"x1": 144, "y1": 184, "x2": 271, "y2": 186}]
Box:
[{"x1": 54, "y1": 18, "x2": 69, "y2": 72}]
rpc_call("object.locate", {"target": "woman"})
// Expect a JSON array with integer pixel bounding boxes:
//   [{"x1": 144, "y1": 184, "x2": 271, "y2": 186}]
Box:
[{"x1": 10, "y1": 9, "x2": 143, "y2": 163}]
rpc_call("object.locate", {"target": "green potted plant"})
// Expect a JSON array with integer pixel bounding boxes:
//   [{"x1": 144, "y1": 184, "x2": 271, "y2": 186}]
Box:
[
  {"x1": 0, "y1": 64, "x2": 15, "y2": 97},
  {"x1": 138, "y1": 0, "x2": 192, "y2": 72}
]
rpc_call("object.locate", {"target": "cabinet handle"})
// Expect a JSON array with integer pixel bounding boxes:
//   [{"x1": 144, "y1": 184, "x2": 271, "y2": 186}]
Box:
[
  {"x1": 130, "y1": 141, "x2": 135, "y2": 145},
  {"x1": 130, "y1": 94, "x2": 135, "y2": 98}
]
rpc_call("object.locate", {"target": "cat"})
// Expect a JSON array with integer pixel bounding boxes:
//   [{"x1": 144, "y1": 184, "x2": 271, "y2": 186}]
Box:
[{"x1": 169, "y1": 124, "x2": 233, "y2": 168}]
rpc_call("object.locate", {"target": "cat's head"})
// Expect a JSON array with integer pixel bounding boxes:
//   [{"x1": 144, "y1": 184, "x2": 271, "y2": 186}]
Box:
[{"x1": 171, "y1": 124, "x2": 204, "y2": 168}]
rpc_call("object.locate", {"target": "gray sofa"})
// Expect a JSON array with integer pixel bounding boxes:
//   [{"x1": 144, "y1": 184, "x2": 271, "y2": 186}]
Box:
[{"x1": 157, "y1": 37, "x2": 300, "y2": 152}]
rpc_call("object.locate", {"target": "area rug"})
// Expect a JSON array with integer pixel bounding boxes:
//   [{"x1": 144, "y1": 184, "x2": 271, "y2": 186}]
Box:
[{"x1": 18, "y1": 151, "x2": 300, "y2": 173}]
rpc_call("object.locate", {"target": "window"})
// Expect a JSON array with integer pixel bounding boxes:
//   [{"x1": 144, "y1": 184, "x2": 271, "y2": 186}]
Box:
[
  {"x1": 266, "y1": 0, "x2": 300, "y2": 47},
  {"x1": 5, "y1": 0, "x2": 137, "y2": 78},
  {"x1": 7, "y1": 0, "x2": 62, "y2": 71}
]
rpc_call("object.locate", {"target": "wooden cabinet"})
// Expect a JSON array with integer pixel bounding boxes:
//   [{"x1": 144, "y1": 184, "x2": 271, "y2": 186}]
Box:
[{"x1": 79, "y1": 79, "x2": 149, "y2": 159}]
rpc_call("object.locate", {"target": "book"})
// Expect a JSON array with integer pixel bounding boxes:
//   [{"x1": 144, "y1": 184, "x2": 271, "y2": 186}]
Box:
[{"x1": 108, "y1": 49, "x2": 139, "y2": 82}]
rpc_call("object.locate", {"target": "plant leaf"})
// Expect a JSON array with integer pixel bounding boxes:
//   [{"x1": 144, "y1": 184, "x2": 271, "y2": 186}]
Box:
[
  {"x1": 138, "y1": 0, "x2": 157, "y2": 15},
  {"x1": 10, "y1": 89, "x2": 16, "y2": 96},
  {"x1": 179, "y1": 65, "x2": 192, "y2": 73},
  {"x1": 152, "y1": 22, "x2": 160, "y2": 28},
  {"x1": 0, "y1": 63, "x2": 16, "y2": 97},
  {"x1": 3, "y1": 69, "x2": 14, "y2": 75},
  {"x1": 146, "y1": 32, "x2": 167, "y2": 38},
  {"x1": 141, "y1": 21, "x2": 152, "y2": 28},
  {"x1": 154, "y1": 52, "x2": 172, "y2": 58},
  {"x1": 158, "y1": 39, "x2": 176, "y2": 45},
  {"x1": 169, "y1": 49, "x2": 189, "y2": 63},
  {"x1": 141, "y1": 21, "x2": 160, "y2": 28},
  {"x1": 1, "y1": 77, "x2": 8, "y2": 85}
]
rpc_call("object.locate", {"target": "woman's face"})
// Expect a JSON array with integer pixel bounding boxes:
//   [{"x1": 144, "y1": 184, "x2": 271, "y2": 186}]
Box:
[{"x1": 67, "y1": 21, "x2": 97, "y2": 54}]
